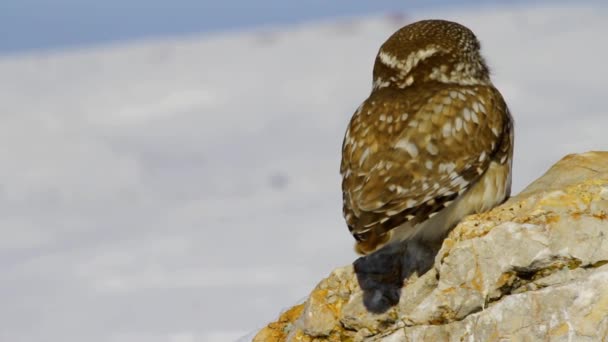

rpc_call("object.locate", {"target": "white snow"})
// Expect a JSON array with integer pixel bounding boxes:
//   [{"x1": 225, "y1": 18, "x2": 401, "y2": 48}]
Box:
[{"x1": 0, "y1": 3, "x2": 607, "y2": 341}]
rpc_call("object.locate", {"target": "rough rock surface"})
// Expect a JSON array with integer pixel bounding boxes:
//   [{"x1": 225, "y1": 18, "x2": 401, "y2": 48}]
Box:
[{"x1": 254, "y1": 152, "x2": 608, "y2": 341}]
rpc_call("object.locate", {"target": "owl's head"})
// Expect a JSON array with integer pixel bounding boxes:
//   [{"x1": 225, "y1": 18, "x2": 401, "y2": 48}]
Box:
[{"x1": 372, "y1": 20, "x2": 490, "y2": 90}]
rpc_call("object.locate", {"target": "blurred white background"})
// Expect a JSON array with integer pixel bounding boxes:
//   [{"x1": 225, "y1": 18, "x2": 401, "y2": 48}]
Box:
[{"x1": 0, "y1": 1, "x2": 606, "y2": 341}]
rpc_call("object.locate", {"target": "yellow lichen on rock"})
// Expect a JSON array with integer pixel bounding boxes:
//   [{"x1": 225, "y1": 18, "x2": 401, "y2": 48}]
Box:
[{"x1": 253, "y1": 304, "x2": 304, "y2": 342}]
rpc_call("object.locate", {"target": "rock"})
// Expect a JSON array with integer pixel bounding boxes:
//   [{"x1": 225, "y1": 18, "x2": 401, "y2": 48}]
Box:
[
  {"x1": 253, "y1": 304, "x2": 304, "y2": 341},
  {"x1": 254, "y1": 152, "x2": 608, "y2": 341}
]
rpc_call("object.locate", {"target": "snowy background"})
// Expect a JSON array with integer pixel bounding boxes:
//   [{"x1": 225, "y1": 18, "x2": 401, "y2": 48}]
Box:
[{"x1": 1, "y1": 1, "x2": 607, "y2": 342}]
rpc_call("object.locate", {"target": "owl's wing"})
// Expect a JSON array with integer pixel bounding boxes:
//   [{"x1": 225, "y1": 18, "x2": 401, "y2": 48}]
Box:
[{"x1": 341, "y1": 85, "x2": 510, "y2": 241}]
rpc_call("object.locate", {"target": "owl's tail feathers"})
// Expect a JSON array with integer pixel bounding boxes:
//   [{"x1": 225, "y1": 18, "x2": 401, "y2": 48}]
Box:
[{"x1": 353, "y1": 228, "x2": 392, "y2": 255}]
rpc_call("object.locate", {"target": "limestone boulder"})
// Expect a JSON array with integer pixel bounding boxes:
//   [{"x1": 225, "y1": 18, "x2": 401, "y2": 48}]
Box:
[{"x1": 254, "y1": 152, "x2": 608, "y2": 341}]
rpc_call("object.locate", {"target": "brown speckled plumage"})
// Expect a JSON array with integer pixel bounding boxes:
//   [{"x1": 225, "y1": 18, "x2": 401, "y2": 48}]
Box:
[{"x1": 340, "y1": 20, "x2": 514, "y2": 254}]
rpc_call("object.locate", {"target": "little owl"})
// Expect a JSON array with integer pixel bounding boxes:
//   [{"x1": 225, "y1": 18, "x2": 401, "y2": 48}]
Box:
[{"x1": 340, "y1": 19, "x2": 513, "y2": 255}]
